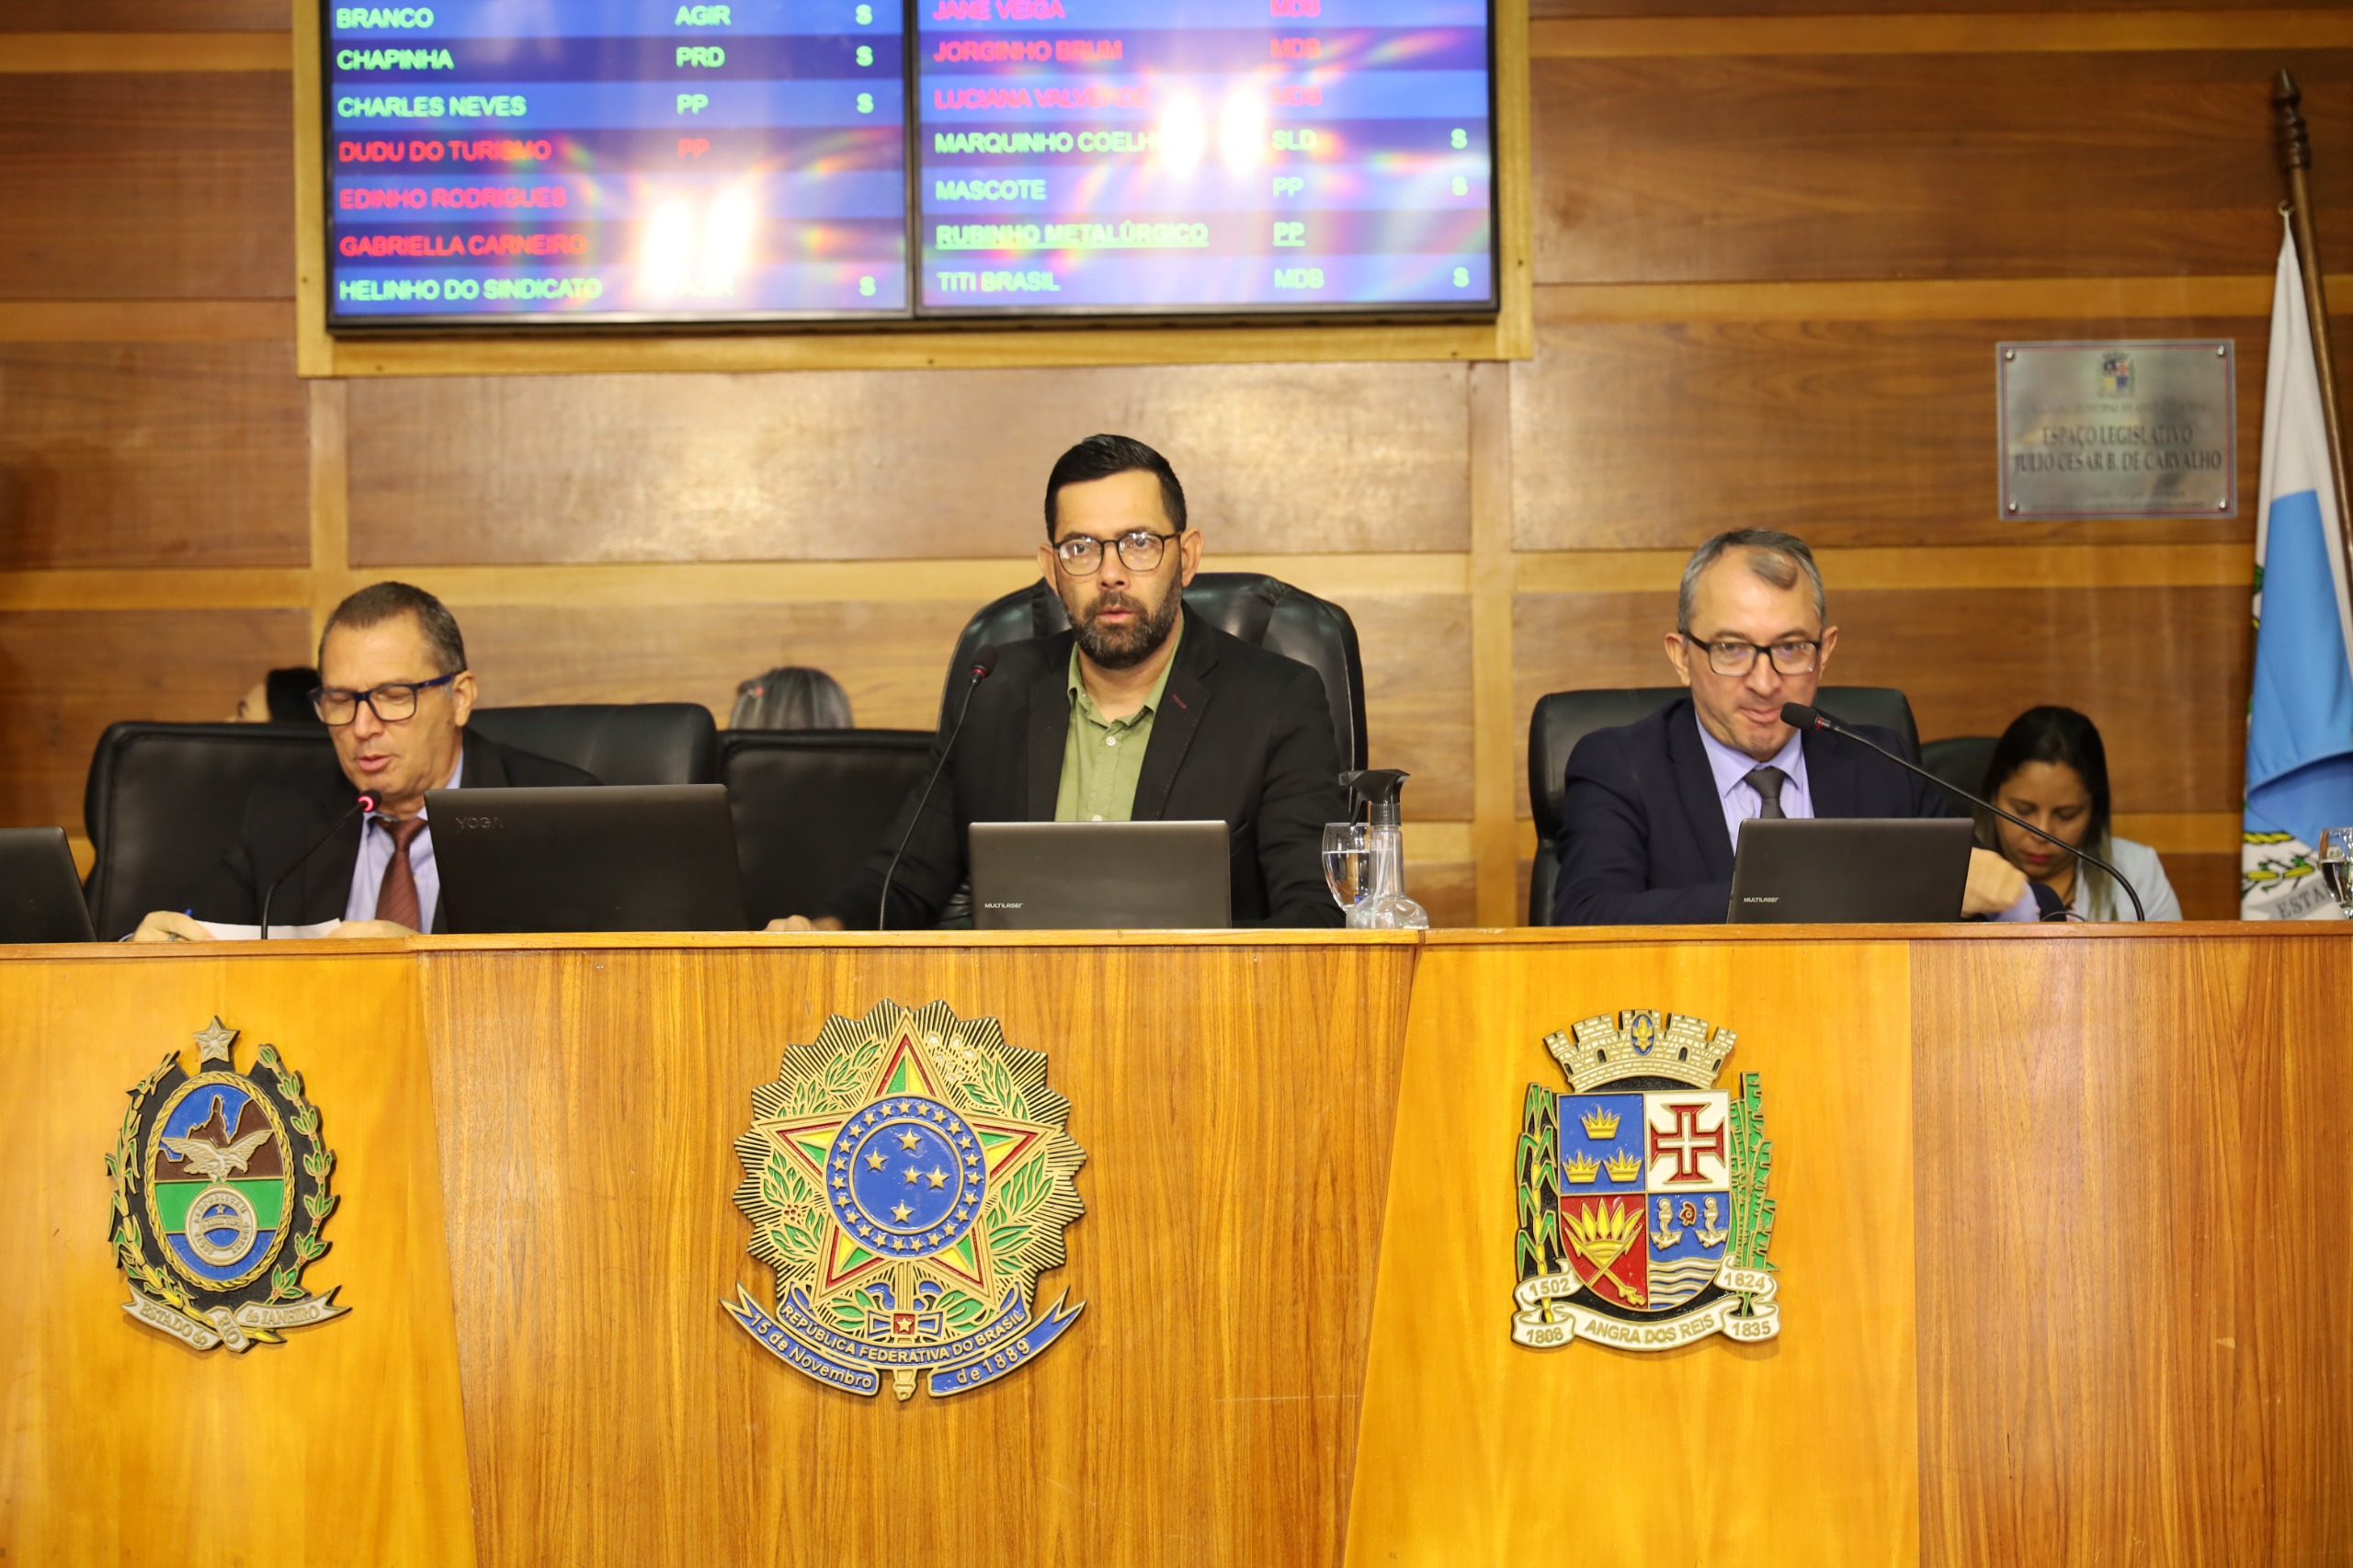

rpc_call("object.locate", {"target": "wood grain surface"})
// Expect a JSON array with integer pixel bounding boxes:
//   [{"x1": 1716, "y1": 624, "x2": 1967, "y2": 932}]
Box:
[
  {"x1": 0, "y1": 607, "x2": 313, "y2": 829},
  {"x1": 0, "y1": 3, "x2": 287, "y2": 28},
  {"x1": 1912, "y1": 931, "x2": 2353, "y2": 1563},
  {"x1": 1344, "y1": 932, "x2": 1923, "y2": 1563},
  {"x1": 0, "y1": 74, "x2": 293, "y2": 299},
  {"x1": 1510, "y1": 585, "x2": 2249, "y2": 819},
  {"x1": 1530, "y1": 51, "x2": 2353, "y2": 285},
  {"x1": 418, "y1": 936, "x2": 1418, "y2": 1567},
  {"x1": 0, "y1": 946, "x2": 474, "y2": 1567},
  {"x1": 346, "y1": 365, "x2": 1472, "y2": 564},
  {"x1": 0, "y1": 340, "x2": 307, "y2": 568},
  {"x1": 1511, "y1": 309, "x2": 2269, "y2": 552}
]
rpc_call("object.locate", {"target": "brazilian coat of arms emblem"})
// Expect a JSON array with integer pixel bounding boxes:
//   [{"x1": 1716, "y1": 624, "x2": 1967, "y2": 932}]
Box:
[
  {"x1": 1512, "y1": 1009, "x2": 1779, "y2": 1352},
  {"x1": 726, "y1": 1000, "x2": 1086, "y2": 1401},
  {"x1": 106, "y1": 1017, "x2": 347, "y2": 1352}
]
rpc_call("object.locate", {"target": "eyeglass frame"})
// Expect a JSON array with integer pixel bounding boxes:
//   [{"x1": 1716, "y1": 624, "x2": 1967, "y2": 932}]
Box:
[
  {"x1": 1049, "y1": 528, "x2": 1185, "y2": 577},
  {"x1": 309, "y1": 669, "x2": 464, "y2": 726},
  {"x1": 1678, "y1": 635, "x2": 1824, "y2": 677}
]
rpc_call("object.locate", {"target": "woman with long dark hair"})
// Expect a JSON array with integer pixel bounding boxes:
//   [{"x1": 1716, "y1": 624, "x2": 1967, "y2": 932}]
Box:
[{"x1": 1977, "y1": 705, "x2": 2180, "y2": 921}]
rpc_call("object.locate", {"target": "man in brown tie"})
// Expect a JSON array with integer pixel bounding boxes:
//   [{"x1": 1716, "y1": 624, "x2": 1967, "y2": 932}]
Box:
[{"x1": 133, "y1": 582, "x2": 596, "y2": 941}]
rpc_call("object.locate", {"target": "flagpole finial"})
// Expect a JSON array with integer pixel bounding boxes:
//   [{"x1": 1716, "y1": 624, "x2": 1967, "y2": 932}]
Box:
[{"x1": 2276, "y1": 69, "x2": 2311, "y2": 175}]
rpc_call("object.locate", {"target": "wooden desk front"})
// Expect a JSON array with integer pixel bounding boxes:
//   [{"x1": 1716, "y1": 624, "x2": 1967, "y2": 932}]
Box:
[
  {"x1": 3, "y1": 927, "x2": 2346, "y2": 1565},
  {"x1": 1347, "y1": 926, "x2": 2353, "y2": 1566}
]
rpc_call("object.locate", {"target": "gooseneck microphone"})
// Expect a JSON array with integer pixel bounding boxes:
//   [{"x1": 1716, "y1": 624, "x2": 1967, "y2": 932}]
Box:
[
  {"x1": 879, "y1": 654, "x2": 995, "y2": 931},
  {"x1": 260, "y1": 793, "x2": 375, "y2": 941},
  {"x1": 1780, "y1": 703, "x2": 2145, "y2": 922}
]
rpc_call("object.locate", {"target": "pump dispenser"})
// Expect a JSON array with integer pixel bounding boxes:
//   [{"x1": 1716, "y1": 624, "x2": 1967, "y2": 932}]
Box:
[{"x1": 1339, "y1": 768, "x2": 1428, "y2": 930}]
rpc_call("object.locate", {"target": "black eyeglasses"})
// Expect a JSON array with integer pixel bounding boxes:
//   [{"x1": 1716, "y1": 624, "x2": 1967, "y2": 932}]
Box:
[
  {"x1": 1689, "y1": 638, "x2": 1822, "y2": 676},
  {"x1": 310, "y1": 670, "x2": 462, "y2": 726},
  {"x1": 1051, "y1": 529, "x2": 1181, "y2": 576}
]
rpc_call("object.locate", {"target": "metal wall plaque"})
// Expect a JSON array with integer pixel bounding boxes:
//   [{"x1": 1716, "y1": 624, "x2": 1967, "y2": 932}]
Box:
[{"x1": 1997, "y1": 339, "x2": 2236, "y2": 518}]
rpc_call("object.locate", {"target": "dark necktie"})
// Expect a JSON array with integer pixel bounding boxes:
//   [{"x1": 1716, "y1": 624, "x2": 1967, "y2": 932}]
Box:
[
  {"x1": 1744, "y1": 766, "x2": 1789, "y2": 821},
  {"x1": 374, "y1": 816, "x2": 427, "y2": 930}
]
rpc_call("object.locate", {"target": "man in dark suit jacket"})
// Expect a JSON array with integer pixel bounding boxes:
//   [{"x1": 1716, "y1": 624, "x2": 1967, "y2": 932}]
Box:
[
  {"x1": 1553, "y1": 529, "x2": 2034, "y2": 926},
  {"x1": 778, "y1": 435, "x2": 1346, "y2": 931},
  {"x1": 133, "y1": 582, "x2": 596, "y2": 940}
]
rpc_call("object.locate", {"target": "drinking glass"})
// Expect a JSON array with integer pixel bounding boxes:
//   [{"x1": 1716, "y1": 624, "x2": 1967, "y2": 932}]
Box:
[
  {"x1": 1322, "y1": 823, "x2": 1370, "y2": 916},
  {"x1": 2318, "y1": 826, "x2": 2353, "y2": 917}
]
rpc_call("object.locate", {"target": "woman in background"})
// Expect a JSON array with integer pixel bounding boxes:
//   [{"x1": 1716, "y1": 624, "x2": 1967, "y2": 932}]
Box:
[
  {"x1": 1979, "y1": 705, "x2": 2180, "y2": 921},
  {"x1": 731, "y1": 666, "x2": 852, "y2": 730}
]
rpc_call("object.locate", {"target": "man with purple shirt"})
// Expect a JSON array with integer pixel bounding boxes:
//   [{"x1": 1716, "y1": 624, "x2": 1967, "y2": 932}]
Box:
[{"x1": 1551, "y1": 528, "x2": 2037, "y2": 926}]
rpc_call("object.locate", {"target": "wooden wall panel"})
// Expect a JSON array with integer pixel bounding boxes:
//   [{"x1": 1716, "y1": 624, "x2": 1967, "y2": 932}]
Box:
[
  {"x1": 1913, "y1": 933, "x2": 2353, "y2": 1562},
  {"x1": 0, "y1": 2, "x2": 286, "y2": 27},
  {"x1": 0, "y1": 608, "x2": 312, "y2": 829},
  {"x1": 1512, "y1": 310, "x2": 2266, "y2": 551},
  {"x1": 2164, "y1": 852, "x2": 2238, "y2": 922},
  {"x1": 0, "y1": 340, "x2": 307, "y2": 568},
  {"x1": 347, "y1": 365, "x2": 1472, "y2": 566},
  {"x1": 452, "y1": 590, "x2": 1477, "y2": 814},
  {"x1": 1346, "y1": 593, "x2": 1474, "y2": 819},
  {"x1": 455, "y1": 601, "x2": 983, "y2": 731},
  {"x1": 1529, "y1": 51, "x2": 2352, "y2": 285},
  {"x1": 1511, "y1": 585, "x2": 2246, "y2": 816},
  {"x1": 0, "y1": 74, "x2": 294, "y2": 300}
]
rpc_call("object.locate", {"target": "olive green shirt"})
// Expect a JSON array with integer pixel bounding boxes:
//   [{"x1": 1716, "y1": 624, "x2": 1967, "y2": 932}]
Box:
[{"x1": 1053, "y1": 619, "x2": 1181, "y2": 823}]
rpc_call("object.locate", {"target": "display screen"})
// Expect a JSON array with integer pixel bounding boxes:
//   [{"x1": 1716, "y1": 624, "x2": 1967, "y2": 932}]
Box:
[{"x1": 320, "y1": 0, "x2": 1493, "y2": 326}]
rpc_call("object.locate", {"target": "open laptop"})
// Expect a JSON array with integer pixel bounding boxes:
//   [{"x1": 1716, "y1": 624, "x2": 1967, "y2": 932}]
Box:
[
  {"x1": 969, "y1": 821, "x2": 1232, "y2": 930},
  {"x1": 0, "y1": 828, "x2": 97, "y2": 943},
  {"x1": 426, "y1": 784, "x2": 748, "y2": 934},
  {"x1": 1726, "y1": 818, "x2": 1974, "y2": 924}
]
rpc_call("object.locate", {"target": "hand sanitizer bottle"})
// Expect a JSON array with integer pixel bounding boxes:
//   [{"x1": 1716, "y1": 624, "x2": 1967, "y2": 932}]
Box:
[{"x1": 1340, "y1": 769, "x2": 1429, "y2": 930}]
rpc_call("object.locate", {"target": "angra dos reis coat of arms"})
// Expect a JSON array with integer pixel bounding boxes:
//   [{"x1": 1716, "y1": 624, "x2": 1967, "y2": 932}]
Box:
[
  {"x1": 1512, "y1": 1010, "x2": 1779, "y2": 1352},
  {"x1": 726, "y1": 1001, "x2": 1086, "y2": 1402},
  {"x1": 107, "y1": 1017, "x2": 346, "y2": 1352}
]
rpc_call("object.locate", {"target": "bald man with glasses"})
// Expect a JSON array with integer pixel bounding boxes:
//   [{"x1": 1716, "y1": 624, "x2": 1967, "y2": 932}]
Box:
[
  {"x1": 133, "y1": 581, "x2": 596, "y2": 941},
  {"x1": 773, "y1": 433, "x2": 1347, "y2": 931},
  {"x1": 1551, "y1": 528, "x2": 2038, "y2": 926}
]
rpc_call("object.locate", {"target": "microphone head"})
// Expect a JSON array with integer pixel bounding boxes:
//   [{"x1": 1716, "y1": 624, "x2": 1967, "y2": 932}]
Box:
[
  {"x1": 355, "y1": 793, "x2": 377, "y2": 814},
  {"x1": 969, "y1": 649, "x2": 999, "y2": 680},
  {"x1": 1779, "y1": 702, "x2": 1822, "y2": 731}
]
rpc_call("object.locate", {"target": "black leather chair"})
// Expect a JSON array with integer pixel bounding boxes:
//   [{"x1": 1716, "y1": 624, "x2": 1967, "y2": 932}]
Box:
[
  {"x1": 717, "y1": 729, "x2": 935, "y2": 926},
  {"x1": 1525, "y1": 687, "x2": 1922, "y2": 926},
  {"x1": 1922, "y1": 735, "x2": 1998, "y2": 801},
  {"x1": 82, "y1": 722, "x2": 343, "y2": 941},
  {"x1": 941, "y1": 574, "x2": 1370, "y2": 771},
  {"x1": 467, "y1": 703, "x2": 718, "y2": 787}
]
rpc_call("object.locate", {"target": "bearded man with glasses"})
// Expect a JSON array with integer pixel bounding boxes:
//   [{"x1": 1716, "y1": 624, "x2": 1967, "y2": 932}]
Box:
[
  {"x1": 772, "y1": 433, "x2": 1347, "y2": 931},
  {"x1": 1551, "y1": 528, "x2": 2039, "y2": 926},
  {"x1": 132, "y1": 581, "x2": 596, "y2": 942}
]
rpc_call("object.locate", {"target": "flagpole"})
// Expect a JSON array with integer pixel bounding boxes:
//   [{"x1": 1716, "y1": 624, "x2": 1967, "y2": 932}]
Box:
[{"x1": 2275, "y1": 69, "x2": 2353, "y2": 571}]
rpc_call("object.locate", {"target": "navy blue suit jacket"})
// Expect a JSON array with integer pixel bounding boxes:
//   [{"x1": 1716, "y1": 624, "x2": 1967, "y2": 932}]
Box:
[{"x1": 1551, "y1": 697, "x2": 1959, "y2": 926}]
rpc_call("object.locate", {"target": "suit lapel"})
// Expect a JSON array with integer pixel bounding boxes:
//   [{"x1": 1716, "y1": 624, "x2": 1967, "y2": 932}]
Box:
[
  {"x1": 1803, "y1": 728, "x2": 1858, "y2": 820},
  {"x1": 1666, "y1": 702, "x2": 1737, "y2": 881},
  {"x1": 1132, "y1": 614, "x2": 1214, "y2": 822},
  {"x1": 1024, "y1": 638, "x2": 1074, "y2": 821},
  {"x1": 298, "y1": 812, "x2": 366, "y2": 926}
]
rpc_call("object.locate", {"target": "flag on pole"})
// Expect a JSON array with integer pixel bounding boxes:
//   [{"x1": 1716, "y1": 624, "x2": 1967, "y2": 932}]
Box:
[{"x1": 2242, "y1": 217, "x2": 2353, "y2": 918}]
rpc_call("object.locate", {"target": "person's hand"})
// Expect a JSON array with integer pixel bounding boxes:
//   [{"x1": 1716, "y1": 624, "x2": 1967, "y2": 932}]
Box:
[
  {"x1": 765, "y1": 915, "x2": 845, "y2": 933},
  {"x1": 131, "y1": 910, "x2": 212, "y2": 944},
  {"x1": 1961, "y1": 847, "x2": 2030, "y2": 917},
  {"x1": 333, "y1": 918, "x2": 417, "y2": 939}
]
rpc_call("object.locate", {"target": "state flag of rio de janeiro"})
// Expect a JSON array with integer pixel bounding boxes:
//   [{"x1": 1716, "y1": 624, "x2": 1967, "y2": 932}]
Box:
[{"x1": 2242, "y1": 219, "x2": 2353, "y2": 918}]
